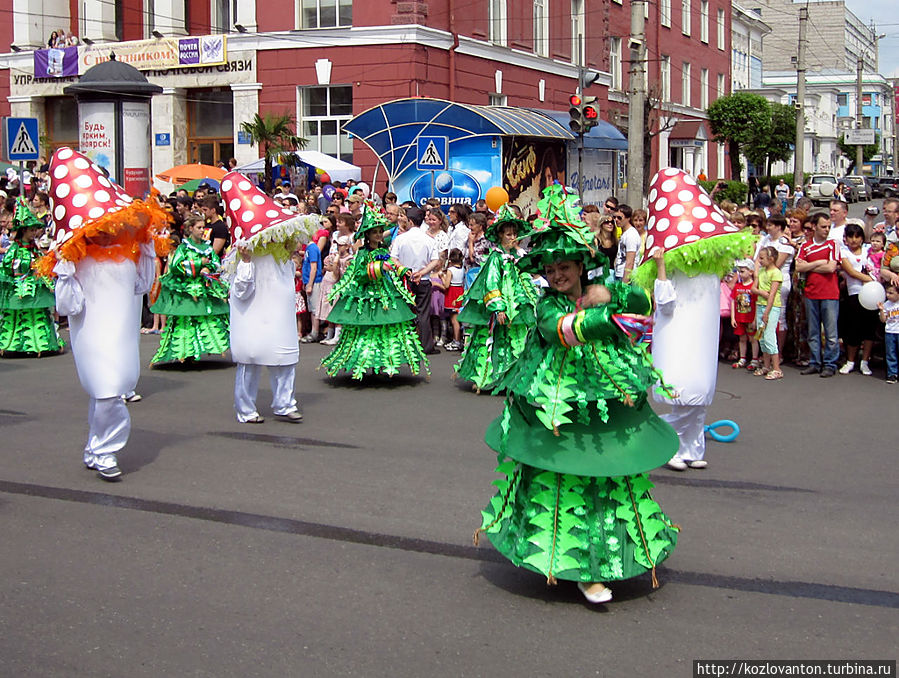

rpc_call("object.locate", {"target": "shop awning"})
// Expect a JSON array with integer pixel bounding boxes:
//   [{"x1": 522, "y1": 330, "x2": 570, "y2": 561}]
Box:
[
  {"x1": 531, "y1": 109, "x2": 628, "y2": 150},
  {"x1": 344, "y1": 98, "x2": 575, "y2": 181},
  {"x1": 236, "y1": 151, "x2": 361, "y2": 183}
]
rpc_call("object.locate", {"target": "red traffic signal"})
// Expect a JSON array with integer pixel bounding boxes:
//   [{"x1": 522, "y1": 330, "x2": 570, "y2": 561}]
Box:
[
  {"x1": 569, "y1": 94, "x2": 583, "y2": 107},
  {"x1": 584, "y1": 105, "x2": 598, "y2": 120}
]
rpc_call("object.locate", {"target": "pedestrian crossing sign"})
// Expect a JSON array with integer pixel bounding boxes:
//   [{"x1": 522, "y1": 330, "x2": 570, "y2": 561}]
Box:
[
  {"x1": 416, "y1": 136, "x2": 447, "y2": 171},
  {"x1": 4, "y1": 117, "x2": 40, "y2": 161}
]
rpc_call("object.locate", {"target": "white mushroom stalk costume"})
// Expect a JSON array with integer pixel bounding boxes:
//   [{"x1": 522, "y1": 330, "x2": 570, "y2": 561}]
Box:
[
  {"x1": 632, "y1": 168, "x2": 755, "y2": 466},
  {"x1": 38, "y1": 148, "x2": 171, "y2": 478},
  {"x1": 219, "y1": 172, "x2": 318, "y2": 423}
]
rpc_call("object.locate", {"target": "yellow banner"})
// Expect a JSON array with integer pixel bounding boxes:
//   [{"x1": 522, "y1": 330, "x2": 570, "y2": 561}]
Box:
[{"x1": 78, "y1": 35, "x2": 227, "y2": 74}]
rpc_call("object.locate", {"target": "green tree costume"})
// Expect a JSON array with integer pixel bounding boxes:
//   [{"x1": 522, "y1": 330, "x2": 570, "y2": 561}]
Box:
[
  {"x1": 321, "y1": 204, "x2": 428, "y2": 379},
  {"x1": 150, "y1": 237, "x2": 229, "y2": 364},
  {"x1": 0, "y1": 199, "x2": 63, "y2": 355},
  {"x1": 455, "y1": 205, "x2": 538, "y2": 392},
  {"x1": 476, "y1": 184, "x2": 679, "y2": 589}
]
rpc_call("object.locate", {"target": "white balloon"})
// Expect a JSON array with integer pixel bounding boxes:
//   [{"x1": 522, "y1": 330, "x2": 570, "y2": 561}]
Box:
[
  {"x1": 858, "y1": 281, "x2": 886, "y2": 311},
  {"x1": 356, "y1": 182, "x2": 370, "y2": 198}
]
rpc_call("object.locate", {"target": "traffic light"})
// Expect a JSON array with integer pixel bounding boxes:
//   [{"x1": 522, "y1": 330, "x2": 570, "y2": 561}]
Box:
[
  {"x1": 568, "y1": 94, "x2": 600, "y2": 135},
  {"x1": 569, "y1": 94, "x2": 585, "y2": 134},
  {"x1": 582, "y1": 96, "x2": 599, "y2": 132}
]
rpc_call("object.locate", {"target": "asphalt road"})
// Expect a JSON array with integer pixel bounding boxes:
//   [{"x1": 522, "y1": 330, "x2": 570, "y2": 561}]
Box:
[{"x1": 0, "y1": 200, "x2": 896, "y2": 677}]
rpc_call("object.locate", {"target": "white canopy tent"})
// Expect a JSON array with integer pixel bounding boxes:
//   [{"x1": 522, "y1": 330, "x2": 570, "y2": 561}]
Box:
[{"x1": 236, "y1": 151, "x2": 361, "y2": 183}]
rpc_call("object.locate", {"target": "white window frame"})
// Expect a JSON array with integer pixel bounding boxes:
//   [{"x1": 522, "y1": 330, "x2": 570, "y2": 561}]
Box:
[
  {"x1": 488, "y1": 0, "x2": 507, "y2": 46},
  {"x1": 571, "y1": 0, "x2": 585, "y2": 65},
  {"x1": 660, "y1": 0, "x2": 671, "y2": 27},
  {"x1": 661, "y1": 56, "x2": 671, "y2": 102},
  {"x1": 700, "y1": 0, "x2": 709, "y2": 43},
  {"x1": 717, "y1": 72, "x2": 725, "y2": 98},
  {"x1": 717, "y1": 8, "x2": 725, "y2": 50},
  {"x1": 534, "y1": 0, "x2": 549, "y2": 57},
  {"x1": 489, "y1": 93, "x2": 508, "y2": 106},
  {"x1": 701, "y1": 67, "x2": 709, "y2": 109},
  {"x1": 682, "y1": 62, "x2": 691, "y2": 106},
  {"x1": 682, "y1": 0, "x2": 691, "y2": 36},
  {"x1": 298, "y1": 0, "x2": 352, "y2": 30},
  {"x1": 609, "y1": 37, "x2": 622, "y2": 91},
  {"x1": 211, "y1": 0, "x2": 233, "y2": 33},
  {"x1": 297, "y1": 85, "x2": 354, "y2": 163}
]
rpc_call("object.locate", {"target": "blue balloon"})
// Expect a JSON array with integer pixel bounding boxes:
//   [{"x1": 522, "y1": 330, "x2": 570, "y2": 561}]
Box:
[{"x1": 704, "y1": 419, "x2": 740, "y2": 443}]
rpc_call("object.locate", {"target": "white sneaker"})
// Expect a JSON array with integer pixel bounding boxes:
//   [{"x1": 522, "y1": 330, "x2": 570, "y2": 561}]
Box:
[
  {"x1": 860, "y1": 360, "x2": 872, "y2": 376},
  {"x1": 435, "y1": 337, "x2": 444, "y2": 347},
  {"x1": 578, "y1": 582, "x2": 613, "y2": 604},
  {"x1": 666, "y1": 458, "x2": 687, "y2": 471},
  {"x1": 320, "y1": 337, "x2": 339, "y2": 346},
  {"x1": 838, "y1": 361, "x2": 855, "y2": 374},
  {"x1": 688, "y1": 460, "x2": 709, "y2": 469}
]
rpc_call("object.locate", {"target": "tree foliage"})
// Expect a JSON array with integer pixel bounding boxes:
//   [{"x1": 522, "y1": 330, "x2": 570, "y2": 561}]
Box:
[
  {"x1": 744, "y1": 102, "x2": 797, "y2": 177},
  {"x1": 707, "y1": 92, "x2": 772, "y2": 178},
  {"x1": 238, "y1": 112, "x2": 307, "y2": 193}
]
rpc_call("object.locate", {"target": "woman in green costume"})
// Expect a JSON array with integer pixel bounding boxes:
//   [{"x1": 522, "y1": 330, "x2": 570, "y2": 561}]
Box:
[
  {"x1": 0, "y1": 198, "x2": 63, "y2": 355},
  {"x1": 455, "y1": 203, "x2": 538, "y2": 392},
  {"x1": 475, "y1": 184, "x2": 680, "y2": 604},
  {"x1": 150, "y1": 213, "x2": 229, "y2": 365},
  {"x1": 321, "y1": 203, "x2": 428, "y2": 379}
]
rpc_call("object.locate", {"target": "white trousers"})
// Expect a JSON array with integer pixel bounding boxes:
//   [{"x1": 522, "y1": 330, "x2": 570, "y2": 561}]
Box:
[
  {"x1": 82, "y1": 396, "x2": 131, "y2": 470},
  {"x1": 234, "y1": 363, "x2": 298, "y2": 422},
  {"x1": 661, "y1": 404, "x2": 708, "y2": 463}
]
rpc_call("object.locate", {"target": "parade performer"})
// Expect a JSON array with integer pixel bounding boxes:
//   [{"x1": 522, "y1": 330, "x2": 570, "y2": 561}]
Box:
[
  {"x1": 475, "y1": 183, "x2": 680, "y2": 604},
  {"x1": 0, "y1": 197, "x2": 64, "y2": 355},
  {"x1": 220, "y1": 172, "x2": 318, "y2": 424},
  {"x1": 37, "y1": 148, "x2": 170, "y2": 480},
  {"x1": 321, "y1": 202, "x2": 428, "y2": 380},
  {"x1": 454, "y1": 203, "x2": 538, "y2": 392},
  {"x1": 150, "y1": 212, "x2": 229, "y2": 365},
  {"x1": 631, "y1": 168, "x2": 755, "y2": 471}
]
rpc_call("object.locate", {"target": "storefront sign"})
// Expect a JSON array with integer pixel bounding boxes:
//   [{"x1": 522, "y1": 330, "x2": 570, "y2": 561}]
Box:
[
  {"x1": 34, "y1": 46, "x2": 79, "y2": 78},
  {"x1": 79, "y1": 101, "x2": 117, "y2": 180},
  {"x1": 79, "y1": 36, "x2": 226, "y2": 73}
]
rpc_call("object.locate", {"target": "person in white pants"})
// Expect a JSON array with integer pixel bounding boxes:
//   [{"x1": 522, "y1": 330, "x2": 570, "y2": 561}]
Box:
[
  {"x1": 55, "y1": 246, "x2": 157, "y2": 479},
  {"x1": 230, "y1": 243, "x2": 302, "y2": 423}
]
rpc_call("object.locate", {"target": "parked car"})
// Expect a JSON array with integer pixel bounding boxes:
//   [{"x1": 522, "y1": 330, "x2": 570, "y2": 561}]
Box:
[
  {"x1": 805, "y1": 174, "x2": 838, "y2": 206},
  {"x1": 844, "y1": 175, "x2": 871, "y2": 201},
  {"x1": 872, "y1": 177, "x2": 899, "y2": 198}
]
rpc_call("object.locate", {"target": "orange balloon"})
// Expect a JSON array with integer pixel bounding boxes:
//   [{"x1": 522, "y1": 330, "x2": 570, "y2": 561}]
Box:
[{"x1": 484, "y1": 186, "x2": 509, "y2": 212}]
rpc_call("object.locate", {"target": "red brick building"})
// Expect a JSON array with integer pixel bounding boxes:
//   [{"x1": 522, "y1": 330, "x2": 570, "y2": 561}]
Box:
[{"x1": 1, "y1": 0, "x2": 733, "y2": 197}]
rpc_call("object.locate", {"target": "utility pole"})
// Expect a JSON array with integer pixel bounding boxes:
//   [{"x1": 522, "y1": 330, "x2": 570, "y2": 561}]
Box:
[
  {"x1": 626, "y1": 0, "x2": 646, "y2": 208},
  {"x1": 793, "y1": 6, "x2": 807, "y2": 193},
  {"x1": 578, "y1": 43, "x2": 585, "y2": 202},
  {"x1": 856, "y1": 56, "x2": 864, "y2": 173},
  {"x1": 893, "y1": 80, "x2": 898, "y2": 177}
]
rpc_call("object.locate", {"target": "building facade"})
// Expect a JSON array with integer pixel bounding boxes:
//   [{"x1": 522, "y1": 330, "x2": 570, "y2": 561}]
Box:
[
  {"x1": 0, "y1": 0, "x2": 735, "y2": 197},
  {"x1": 731, "y1": 2, "x2": 770, "y2": 91}
]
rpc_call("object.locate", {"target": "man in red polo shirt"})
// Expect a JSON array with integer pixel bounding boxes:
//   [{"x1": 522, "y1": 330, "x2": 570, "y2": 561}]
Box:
[{"x1": 796, "y1": 211, "x2": 841, "y2": 377}]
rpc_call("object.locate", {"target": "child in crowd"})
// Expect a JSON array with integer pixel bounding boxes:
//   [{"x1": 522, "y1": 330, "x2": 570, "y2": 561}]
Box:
[
  {"x1": 839, "y1": 223, "x2": 876, "y2": 375},
  {"x1": 730, "y1": 259, "x2": 759, "y2": 370},
  {"x1": 318, "y1": 239, "x2": 341, "y2": 345},
  {"x1": 751, "y1": 246, "x2": 783, "y2": 380},
  {"x1": 878, "y1": 283, "x2": 899, "y2": 383},
  {"x1": 300, "y1": 237, "x2": 323, "y2": 343},
  {"x1": 868, "y1": 232, "x2": 886, "y2": 280},
  {"x1": 429, "y1": 266, "x2": 447, "y2": 348},
  {"x1": 719, "y1": 269, "x2": 737, "y2": 361},
  {"x1": 442, "y1": 248, "x2": 465, "y2": 351},
  {"x1": 291, "y1": 249, "x2": 306, "y2": 338}
]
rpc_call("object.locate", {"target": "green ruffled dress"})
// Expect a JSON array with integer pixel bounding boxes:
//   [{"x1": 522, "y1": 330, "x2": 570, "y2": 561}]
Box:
[
  {"x1": 0, "y1": 241, "x2": 63, "y2": 355},
  {"x1": 322, "y1": 247, "x2": 428, "y2": 379},
  {"x1": 478, "y1": 281, "x2": 680, "y2": 585},
  {"x1": 150, "y1": 238, "x2": 230, "y2": 364},
  {"x1": 455, "y1": 249, "x2": 539, "y2": 392}
]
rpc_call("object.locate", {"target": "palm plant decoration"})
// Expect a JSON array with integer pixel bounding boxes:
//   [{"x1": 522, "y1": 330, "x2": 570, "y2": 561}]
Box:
[{"x1": 238, "y1": 112, "x2": 307, "y2": 193}]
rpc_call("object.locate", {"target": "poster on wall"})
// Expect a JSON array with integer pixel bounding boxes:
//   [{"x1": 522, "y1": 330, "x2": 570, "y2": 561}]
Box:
[
  {"x1": 567, "y1": 148, "x2": 616, "y2": 208},
  {"x1": 502, "y1": 138, "x2": 567, "y2": 217},
  {"x1": 391, "y1": 136, "x2": 502, "y2": 210},
  {"x1": 121, "y1": 101, "x2": 151, "y2": 197},
  {"x1": 79, "y1": 101, "x2": 117, "y2": 183},
  {"x1": 33, "y1": 47, "x2": 79, "y2": 78}
]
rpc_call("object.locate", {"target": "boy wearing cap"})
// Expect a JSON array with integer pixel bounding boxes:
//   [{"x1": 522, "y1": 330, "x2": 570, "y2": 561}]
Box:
[{"x1": 730, "y1": 259, "x2": 759, "y2": 370}]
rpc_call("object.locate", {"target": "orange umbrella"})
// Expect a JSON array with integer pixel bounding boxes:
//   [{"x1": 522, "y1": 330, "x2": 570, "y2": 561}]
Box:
[{"x1": 155, "y1": 163, "x2": 227, "y2": 185}]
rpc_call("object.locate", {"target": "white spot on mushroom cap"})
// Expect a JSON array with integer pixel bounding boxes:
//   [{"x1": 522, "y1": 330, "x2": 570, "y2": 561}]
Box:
[
  {"x1": 54, "y1": 204, "x2": 66, "y2": 221},
  {"x1": 692, "y1": 206, "x2": 708, "y2": 219},
  {"x1": 75, "y1": 174, "x2": 93, "y2": 189},
  {"x1": 97, "y1": 176, "x2": 111, "y2": 188},
  {"x1": 700, "y1": 222, "x2": 717, "y2": 233},
  {"x1": 677, "y1": 220, "x2": 694, "y2": 234},
  {"x1": 54, "y1": 165, "x2": 69, "y2": 180},
  {"x1": 684, "y1": 234, "x2": 700, "y2": 243},
  {"x1": 221, "y1": 179, "x2": 233, "y2": 192},
  {"x1": 234, "y1": 225, "x2": 243, "y2": 239},
  {"x1": 72, "y1": 193, "x2": 88, "y2": 208},
  {"x1": 266, "y1": 209, "x2": 279, "y2": 218},
  {"x1": 250, "y1": 223, "x2": 264, "y2": 233},
  {"x1": 73, "y1": 157, "x2": 89, "y2": 170},
  {"x1": 252, "y1": 194, "x2": 265, "y2": 205},
  {"x1": 711, "y1": 212, "x2": 724, "y2": 223},
  {"x1": 238, "y1": 181, "x2": 252, "y2": 191},
  {"x1": 230, "y1": 198, "x2": 241, "y2": 211},
  {"x1": 655, "y1": 197, "x2": 668, "y2": 212},
  {"x1": 241, "y1": 210, "x2": 255, "y2": 223},
  {"x1": 56, "y1": 183, "x2": 70, "y2": 199},
  {"x1": 661, "y1": 179, "x2": 677, "y2": 193},
  {"x1": 669, "y1": 204, "x2": 685, "y2": 218},
  {"x1": 664, "y1": 234, "x2": 679, "y2": 249},
  {"x1": 57, "y1": 148, "x2": 73, "y2": 160},
  {"x1": 664, "y1": 168, "x2": 680, "y2": 177},
  {"x1": 69, "y1": 214, "x2": 83, "y2": 228},
  {"x1": 656, "y1": 217, "x2": 671, "y2": 232},
  {"x1": 677, "y1": 189, "x2": 694, "y2": 202},
  {"x1": 648, "y1": 188, "x2": 658, "y2": 202},
  {"x1": 88, "y1": 206, "x2": 105, "y2": 220},
  {"x1": 94, "y1": 190, "x2": 110, "y2": 203},
  {"x1": 698, "y1": 194, "x2": 712, "y2": 206}
]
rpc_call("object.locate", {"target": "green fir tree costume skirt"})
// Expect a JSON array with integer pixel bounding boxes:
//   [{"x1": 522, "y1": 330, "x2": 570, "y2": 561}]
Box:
[
  {"x1": 455, "y1": 323, "x2": 529, "y2": 393},
  {"x1": 0, "y1": 308, "x2": 64, "y2": 355},
  {"x1": 150, "y1": 289, "x2": 230, "y2": 364}
]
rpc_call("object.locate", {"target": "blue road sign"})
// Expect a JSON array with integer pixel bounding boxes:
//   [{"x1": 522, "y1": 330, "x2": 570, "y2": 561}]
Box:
[
  {"x1": 5, "y1": 117, "x2": 40, "y2": 161},
  {"x1": 416, "y1": 136, "x2": 448, "y2": 171},
  {"x1": 155, "y1": 132, "x2": 171, "y2": 146}
]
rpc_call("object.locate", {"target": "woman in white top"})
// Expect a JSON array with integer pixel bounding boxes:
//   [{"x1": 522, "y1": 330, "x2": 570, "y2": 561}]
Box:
[
  {"x1": 838, "y1": 223, "x2": 876, "y2": 375},
  {"x1": 423, "y1": 207, "x2": 450, "y2": 266}
]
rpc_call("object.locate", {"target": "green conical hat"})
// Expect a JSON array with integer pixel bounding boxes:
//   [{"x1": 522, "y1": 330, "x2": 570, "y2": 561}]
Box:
[
  {"x1": 11, "y1": 196, "x2": 43, "y2": 231},
  {"x1": 355, "y1": 200, "x2": 388, "y2": 240},
  {"x1": 517, "y1": 183, "x2": 606, "y2": 273},
  {"x1": 485, "y1": 203, "x2": 530, "y2": 243}
]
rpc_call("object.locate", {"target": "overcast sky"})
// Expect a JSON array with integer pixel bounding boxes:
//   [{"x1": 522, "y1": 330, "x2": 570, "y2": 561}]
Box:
[{"x1": 843, "y1": 0, "x2": 898, "y2": 78}]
